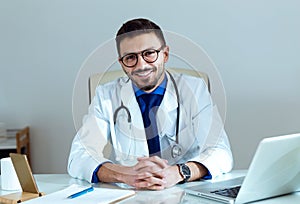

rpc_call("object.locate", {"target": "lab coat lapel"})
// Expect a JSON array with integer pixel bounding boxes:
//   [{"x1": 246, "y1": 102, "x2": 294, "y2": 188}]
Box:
[
  {"x1": 157, "y1": 73, "x2": 178, "y2": 137},
  {"x1": 120, "y1": 80, "x2": 149, "y2": 156},
  {"x1": 157, "y1": 73, "x2": 193, "y2": 164}
]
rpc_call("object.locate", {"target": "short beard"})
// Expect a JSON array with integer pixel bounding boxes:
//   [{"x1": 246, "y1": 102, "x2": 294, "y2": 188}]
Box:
[
  {"x1": 140, "y1": 84, "x2": 156, "y2": 91},
  {"x1": 123, "y1": 64, "x2": 165, "y2": 92}
]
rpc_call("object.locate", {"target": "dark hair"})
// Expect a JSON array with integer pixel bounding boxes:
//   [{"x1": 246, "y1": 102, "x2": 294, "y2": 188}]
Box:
[{"x1": 115, "y1": 18, "x2": 166, "y2": 56}]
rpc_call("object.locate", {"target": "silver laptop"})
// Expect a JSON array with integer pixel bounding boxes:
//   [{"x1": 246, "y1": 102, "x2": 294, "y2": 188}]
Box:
[{"x1": 185, "y1": 133, "x2": 300, "y2": 203}]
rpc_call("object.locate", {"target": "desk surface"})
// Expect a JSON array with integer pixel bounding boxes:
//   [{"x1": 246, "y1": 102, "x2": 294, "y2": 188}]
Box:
[{"x1": 1, "y1": 170, "x2": 300, "y2": 203}]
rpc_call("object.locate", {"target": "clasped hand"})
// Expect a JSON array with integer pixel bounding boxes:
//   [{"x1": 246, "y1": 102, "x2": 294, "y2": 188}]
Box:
[{"x1": 123, "y1": 156, "x2": 182, "y2": 190}]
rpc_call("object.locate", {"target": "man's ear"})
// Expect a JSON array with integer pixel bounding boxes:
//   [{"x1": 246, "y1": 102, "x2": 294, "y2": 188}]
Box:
[
  {"x1": 163, "y1": 46, "x2": 169, "y2": 63},
  {"x1": 118, "y1": 58, "x2": 122, "y2": 65},
  {"x1": 118, "y1": 58, "x2": 127, "y2": 74}
]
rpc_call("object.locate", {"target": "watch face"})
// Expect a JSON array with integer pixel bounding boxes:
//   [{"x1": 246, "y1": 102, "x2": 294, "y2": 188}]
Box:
[
  {"x1": 182, "y1": 165, "x2": 191, "y2": 178},
  {"x1": 179, "y1": 164, "x2": 191, "y2": 182}
]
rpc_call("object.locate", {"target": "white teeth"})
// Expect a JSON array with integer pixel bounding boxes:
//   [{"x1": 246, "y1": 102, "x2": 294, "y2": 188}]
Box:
[{"x1": 136, "y1": 70, "x2": 152, "y2": 76}]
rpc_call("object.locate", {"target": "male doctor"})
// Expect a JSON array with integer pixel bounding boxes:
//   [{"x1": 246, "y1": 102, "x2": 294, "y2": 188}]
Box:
[{"x1": 68, "y1": 18, "x2": 233, "y2": 190}]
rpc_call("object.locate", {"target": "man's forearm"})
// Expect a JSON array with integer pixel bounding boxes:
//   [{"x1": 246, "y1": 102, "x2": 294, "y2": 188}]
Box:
[
  {"x1": 97, "y1": 163, "x2": 130, "y2": 183},
  {"x1": 186, "y1": 162, "x2": 208, "y2": 182}
]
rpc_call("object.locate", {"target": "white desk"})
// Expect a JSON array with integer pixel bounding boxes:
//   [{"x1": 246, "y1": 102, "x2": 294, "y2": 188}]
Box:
[{"x1": 1, "y1": 170, "x2": 300, "y2": 203}]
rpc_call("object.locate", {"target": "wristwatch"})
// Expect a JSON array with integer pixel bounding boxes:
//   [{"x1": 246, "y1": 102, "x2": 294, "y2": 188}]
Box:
[{"x1": 177, "y1": 163, "x2": 191, "y2": 184}]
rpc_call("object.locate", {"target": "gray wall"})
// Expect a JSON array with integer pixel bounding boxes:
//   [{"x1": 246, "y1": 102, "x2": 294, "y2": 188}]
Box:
[{"x1": 0, "y1": 0, "x2": 299, "y2": 173}]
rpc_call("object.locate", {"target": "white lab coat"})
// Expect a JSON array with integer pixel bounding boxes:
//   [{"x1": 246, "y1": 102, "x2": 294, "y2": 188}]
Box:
[{"x1": 68, "y1": 72, "x2": 233, "y2": 182}]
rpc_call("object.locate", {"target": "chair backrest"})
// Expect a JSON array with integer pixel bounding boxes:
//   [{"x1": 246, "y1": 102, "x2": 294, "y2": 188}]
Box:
[
  {"x1": 89, "y1": 68, "x2": 210, "y2": 103},
  {"x1": 16, "y1": 127, "x2": 31, "y2": 165}
]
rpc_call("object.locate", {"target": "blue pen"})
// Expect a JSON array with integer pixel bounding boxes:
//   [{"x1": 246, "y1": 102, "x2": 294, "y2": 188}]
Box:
[{"x1": 67, "y1": 186, "x2": 94, "y2": 199}]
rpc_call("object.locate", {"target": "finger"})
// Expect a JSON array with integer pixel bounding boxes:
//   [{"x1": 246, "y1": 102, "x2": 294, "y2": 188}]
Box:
[
  {"x1": 134, "y1": 161, "x2": 166, "y2": 174},
  {"x1": 137, "y1": 184, "x2": 165, "y2": 191},
  {"x1": 148, "y1": 156, "x2": 169, "y2": 167},
  {"x1": 136, "y1": 170, "x2": 166, "y2": 180},
  {"x1": 138, "y1": 156, "x2": 168, "y2": 166},
  {"x1": 135, "y1": 183, "x2": 164, "y2": 190},
  {"x1": 134, "y1": 159, "x2": 158, "y2": 171},
  {"x1": 136, "y1": 156, "x2": 168, "y2": 169},
  {"x1": 145, "y1": 184, "x2": 165, "y2": 190},
  {"x1": 134, "y1": 176, "x2": 166, "y2": 189}
]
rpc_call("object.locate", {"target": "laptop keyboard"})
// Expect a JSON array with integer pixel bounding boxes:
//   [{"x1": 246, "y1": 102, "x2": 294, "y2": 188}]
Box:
[{"x1": 210, "y1": 186, "x2": 241, "y2": 198}]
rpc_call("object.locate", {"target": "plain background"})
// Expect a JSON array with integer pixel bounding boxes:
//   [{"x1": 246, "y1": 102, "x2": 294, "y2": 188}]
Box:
[{"x1": 0, "y1": 0, "x2": 299, "y2": 173}]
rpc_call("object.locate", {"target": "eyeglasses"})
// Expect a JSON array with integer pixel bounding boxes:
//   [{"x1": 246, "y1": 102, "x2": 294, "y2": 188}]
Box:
[{"x1": 119, "y1": 46, "x2": 164, "y2": 68}]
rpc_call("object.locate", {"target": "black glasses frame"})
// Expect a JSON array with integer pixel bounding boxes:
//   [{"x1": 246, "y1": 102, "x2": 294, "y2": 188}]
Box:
[{"x1": 119, "y1": 46, "x2": 164, "y2": 68}]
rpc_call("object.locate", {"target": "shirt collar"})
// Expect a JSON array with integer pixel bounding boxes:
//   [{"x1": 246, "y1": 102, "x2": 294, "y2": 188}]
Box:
[{"x1": 133, "y1": 73, "x2": 167, "y2": 97}]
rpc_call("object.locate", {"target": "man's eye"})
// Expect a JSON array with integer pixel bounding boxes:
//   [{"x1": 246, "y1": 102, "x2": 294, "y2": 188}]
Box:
[
  {"x1": 143, "y1": 50, "x2": 156, "y2": 57},
  {"x1": 124, "y1": 54, "x2": 136, "y2": 61}
]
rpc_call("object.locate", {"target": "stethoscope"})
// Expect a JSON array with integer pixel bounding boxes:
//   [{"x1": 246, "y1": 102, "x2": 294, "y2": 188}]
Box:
[{"x1": 113, "y1": 71, "x2": 183, "y2": 158}]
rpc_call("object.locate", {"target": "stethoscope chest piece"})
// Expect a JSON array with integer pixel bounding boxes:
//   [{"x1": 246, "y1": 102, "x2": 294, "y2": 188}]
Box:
[{"x1": 171, "y1": 143, "x2": 183, "y2": 158}]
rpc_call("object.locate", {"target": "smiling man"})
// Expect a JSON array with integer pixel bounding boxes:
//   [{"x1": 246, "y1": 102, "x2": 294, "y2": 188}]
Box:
[
  {"x1": 68, "y1": 18, "x2": 233, "y2": 190},
  {"x1": 119, "y1": 32, "x2": 167, "y2": 92}
]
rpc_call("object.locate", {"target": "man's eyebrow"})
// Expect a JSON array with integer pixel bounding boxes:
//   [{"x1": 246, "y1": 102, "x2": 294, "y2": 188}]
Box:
[{"x1": 121, "y1": 46, "x2": 157, "y2": 56}]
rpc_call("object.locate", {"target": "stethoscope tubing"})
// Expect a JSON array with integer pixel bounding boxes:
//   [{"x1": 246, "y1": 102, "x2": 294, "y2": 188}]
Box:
[
  {"x1": 113, "y1": 71, "x2": 182, "y2": 158},
  {"x1": 113, "y1": 101, "x2": 132, "y2": 123},
  {"x1": 166, "y1": 70, "x2": 180, "y2": 144}
]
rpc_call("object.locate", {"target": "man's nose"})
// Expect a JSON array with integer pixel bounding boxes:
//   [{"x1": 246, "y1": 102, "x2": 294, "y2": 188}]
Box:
[{"x1": 135, "y1": 54, "x2": 148, "y2": 69}]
